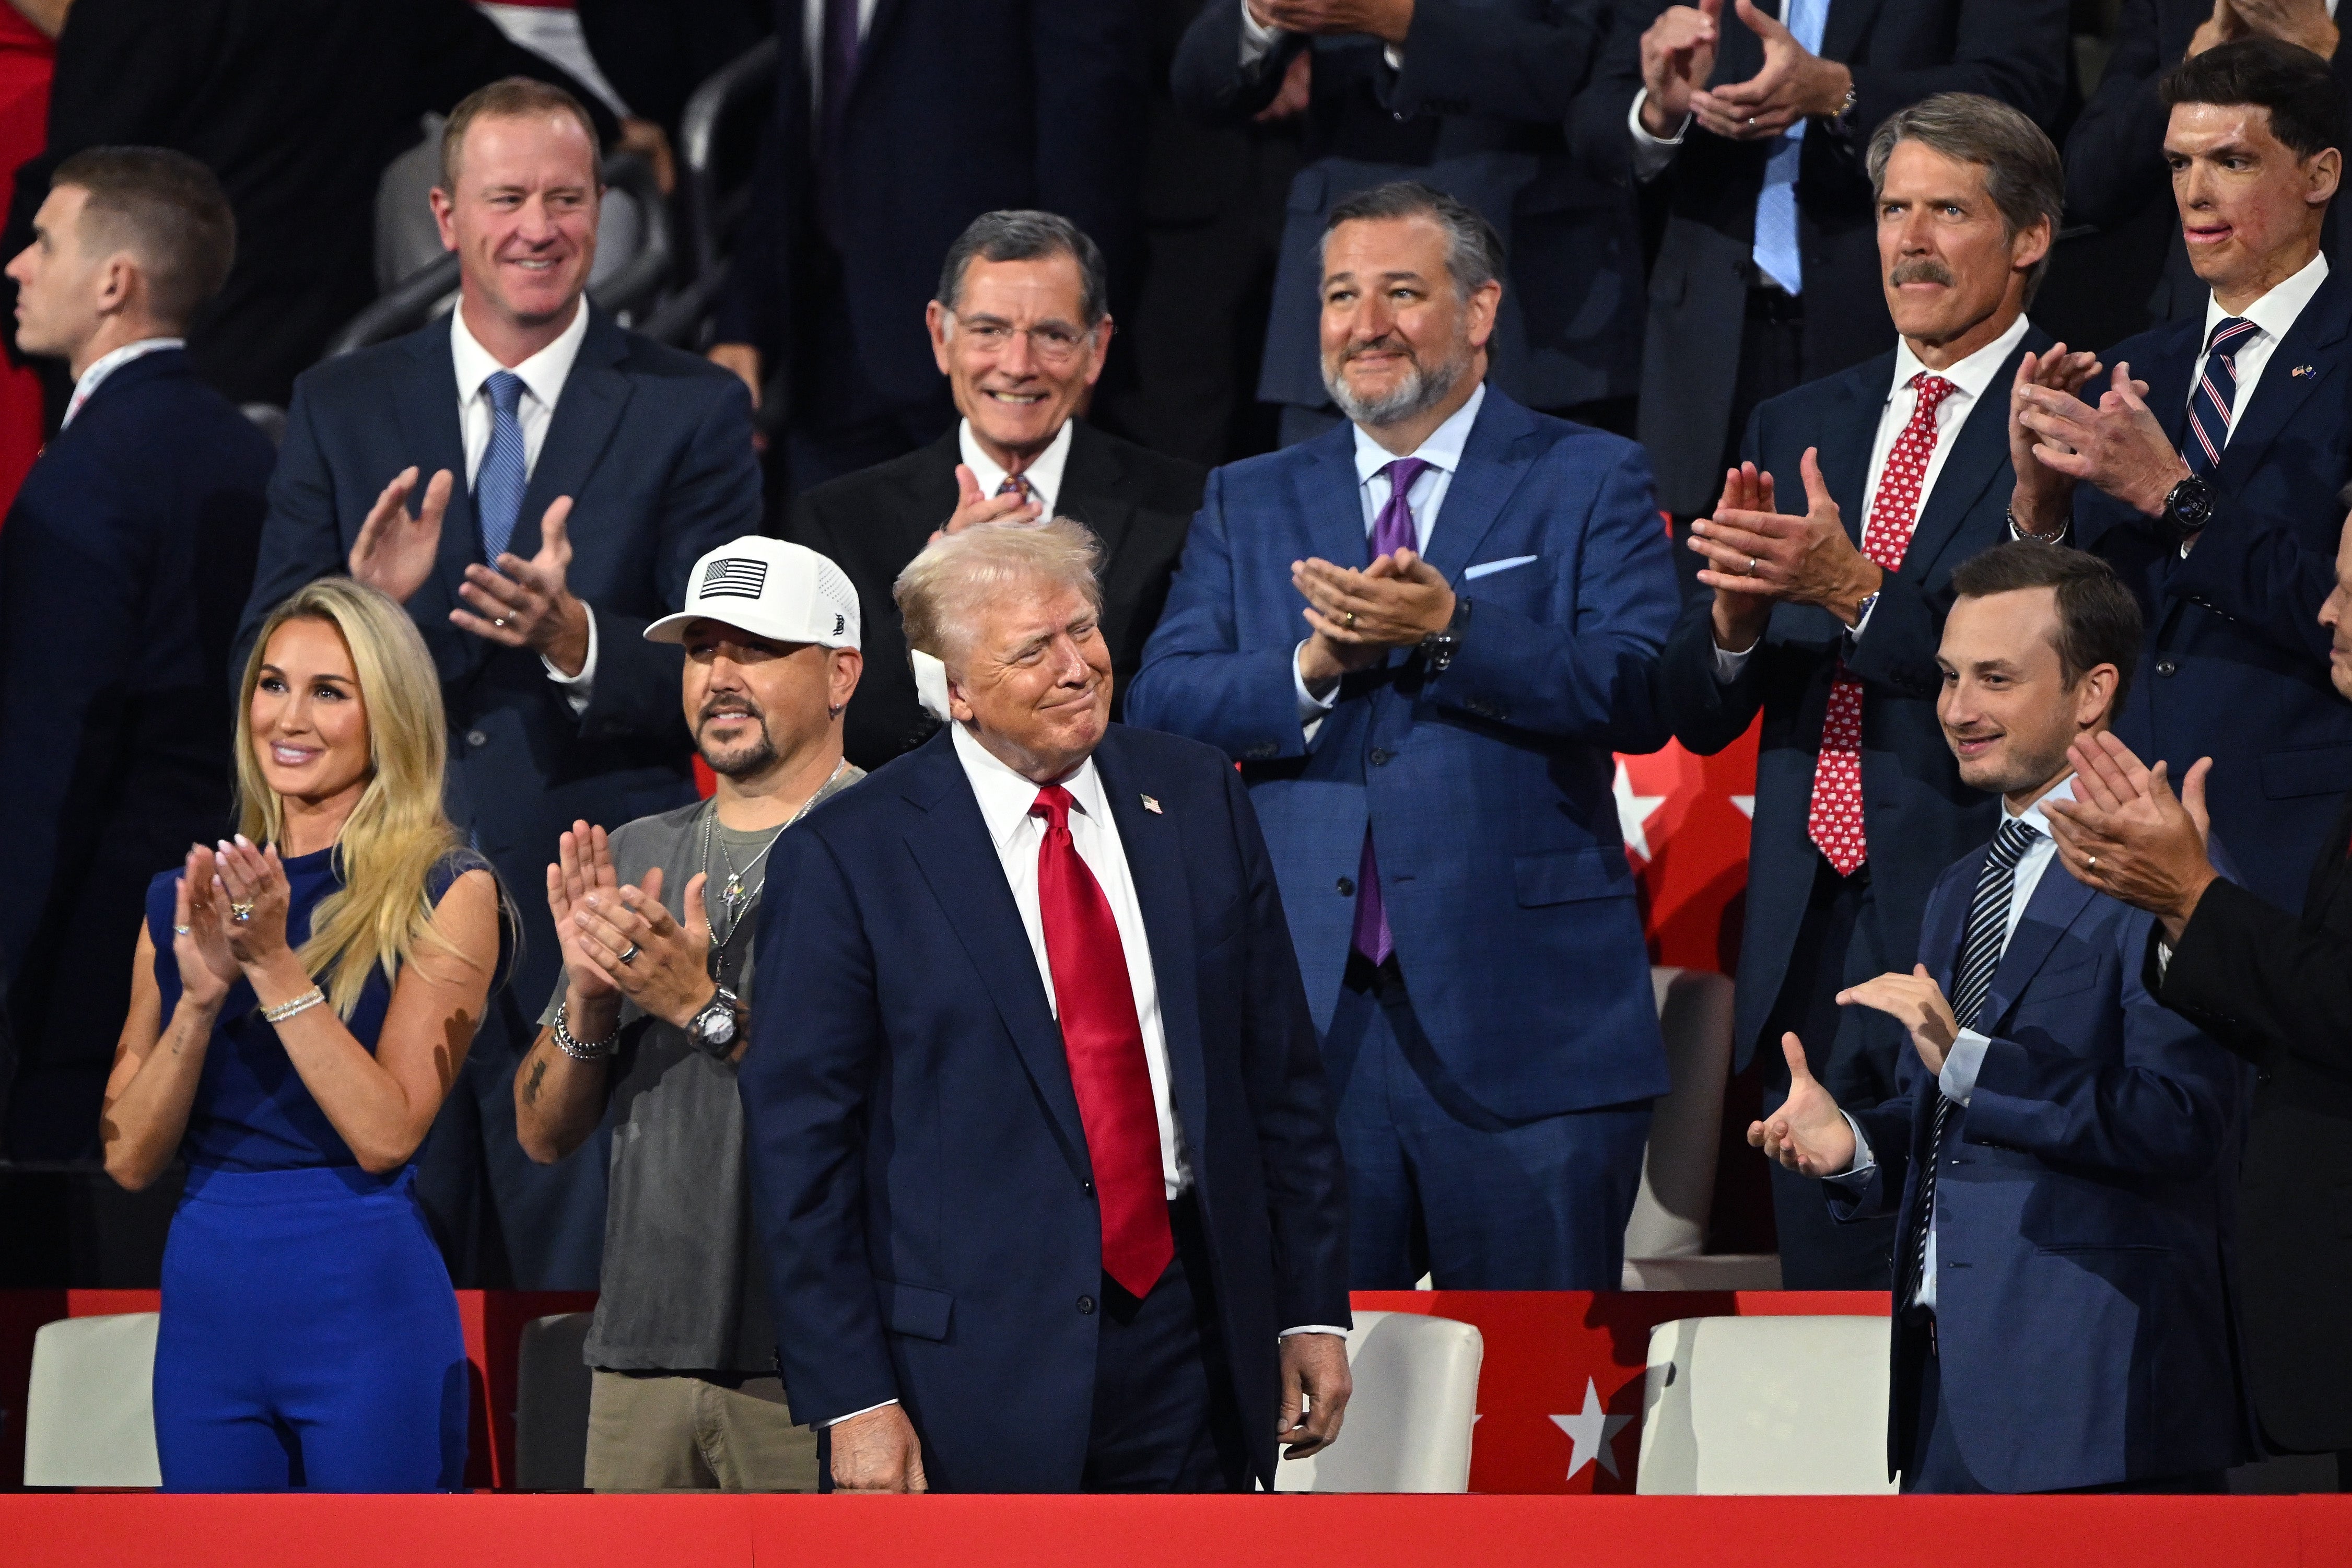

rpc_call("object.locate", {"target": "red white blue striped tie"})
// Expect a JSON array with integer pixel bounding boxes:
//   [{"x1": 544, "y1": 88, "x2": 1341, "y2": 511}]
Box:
[{"x1": 2185, "y1": 317, "x2": 2256, "y2": 476}]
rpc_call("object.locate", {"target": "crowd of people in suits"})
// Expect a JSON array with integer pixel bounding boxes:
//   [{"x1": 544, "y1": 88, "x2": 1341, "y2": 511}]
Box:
[{"x1": 0, "y1": 0, "x2": 2349, "y2": 1505}]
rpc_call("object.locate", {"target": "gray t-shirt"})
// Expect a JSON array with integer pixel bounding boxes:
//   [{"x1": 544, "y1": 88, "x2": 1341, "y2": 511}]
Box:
[{"x1": 540, "y1": 766, "x2": 863, "y2": 1374}]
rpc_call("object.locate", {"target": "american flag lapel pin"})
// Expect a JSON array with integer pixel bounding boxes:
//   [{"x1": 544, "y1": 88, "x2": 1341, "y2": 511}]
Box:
[
  {"x1": 2292, "y1": 364, "x2": 2316, "y2": 377},
  {"x1": 1140, "y1": 794, "x2": 1162, "y2": 814}
]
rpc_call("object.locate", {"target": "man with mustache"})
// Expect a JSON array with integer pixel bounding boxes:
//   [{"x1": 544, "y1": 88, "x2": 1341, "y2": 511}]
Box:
[
  {"x1": 514, "y1": 535, "x2": 863, "y2": 1492},
  {"x1": 1128, "y1": 181, "x2": 1678, "y2": 1291},
  {"x1": 1655, "y1": 95, "x2": 2091, "y2": 1289}
]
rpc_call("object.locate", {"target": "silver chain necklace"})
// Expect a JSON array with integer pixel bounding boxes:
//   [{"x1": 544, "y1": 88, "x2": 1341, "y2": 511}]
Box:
[{"x1": 700, "y1": 759, "x2": 849, "y2": 951}]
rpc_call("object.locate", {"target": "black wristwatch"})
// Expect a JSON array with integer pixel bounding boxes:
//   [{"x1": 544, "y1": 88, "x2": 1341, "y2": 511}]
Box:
[
  {"x1": 2161, "y1": 473, "x2": 2215, "y2": 541},
  {"x1": 1419, "y1": 596, "x2": 1472, "y2": 675},
  {"x1": 686, "y1": 985, "x2": 741, "y2": 1056}
]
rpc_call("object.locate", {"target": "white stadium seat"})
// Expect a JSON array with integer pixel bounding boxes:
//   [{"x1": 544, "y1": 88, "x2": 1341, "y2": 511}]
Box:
[
  {"x1": 1274, "y1": 1310, "x2": 1482, "y2": 1493},
  {"x1": 1635, "y1": 1314, "x2": 1897, "y2": 1494},
  {"x1": 22, "y1": 1312, "x2": 162, "y2": 1488}
]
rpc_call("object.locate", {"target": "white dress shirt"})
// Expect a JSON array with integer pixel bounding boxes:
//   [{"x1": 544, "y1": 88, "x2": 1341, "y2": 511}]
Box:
[
  {"x1": 1838, "y1": 774, "x2": 2071, "y2": 1313},
  {"x1": 957, "y1": 417, "x2": 1073, "y2": 520},
  {"x1": 475, "y1": 2, "x2": 631, "y2": 116},
  {"x1": 1713, "y1": 314, "x2": 2032, "y2": 682},
  {"x1": 62, "y1": 336, "x2": 184, "y2": 427},
  {"x1": 2192, "y1": 248, "x2": 2328, "y2": 437},
  {"x1": 1292, "y1": 380, "x2": 1488, "y2": 732},
  {"x1": 449, "y1": 300, "x2": 600, "y2": 708}
]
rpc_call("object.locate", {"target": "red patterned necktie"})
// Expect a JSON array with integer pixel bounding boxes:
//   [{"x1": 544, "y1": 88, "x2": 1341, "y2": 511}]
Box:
[
  {"x1": 1029, "y1": 785, "x2": 1173, "y2": 1299},
  {"x1": 1808, "y1": 372, "x2": 1956, "y2": 876},
  {"x1": 997, "y1": 473, "x2": 1036, "y2": 506}
]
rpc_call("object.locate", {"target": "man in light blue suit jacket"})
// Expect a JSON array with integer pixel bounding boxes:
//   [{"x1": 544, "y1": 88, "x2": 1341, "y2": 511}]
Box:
[
  {"x1": 1126, "y1": 182, "x2": 1677, "y2": 1290},
  {"x1": 1756, "y1": 543, "x2": 2246, "y2": 1492}
]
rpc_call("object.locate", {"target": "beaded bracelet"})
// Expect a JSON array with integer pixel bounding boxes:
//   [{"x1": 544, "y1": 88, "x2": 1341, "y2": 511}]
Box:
[
  {"x1": 553, "y1": 1001, "x2": 619, "y2": 1061},
  {"x1": 262, "y1": 986, "x2": 325, "y2": 1024}
]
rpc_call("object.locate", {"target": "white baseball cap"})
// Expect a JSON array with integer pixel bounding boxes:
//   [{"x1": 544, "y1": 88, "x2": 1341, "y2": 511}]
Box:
[{"x1": 643, "y1": 537, "x2": 862, "y2": 650}]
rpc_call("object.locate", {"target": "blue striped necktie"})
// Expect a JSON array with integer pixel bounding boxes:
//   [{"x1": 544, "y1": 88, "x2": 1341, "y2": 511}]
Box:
[
  {"x1": 2184, "y1": 316, "x2": 2256, "y2": 477},
  {"x1": 476, "y1": 369, "x2": 527, "y2": 564},
  {"x1": 1904, "y1": 814, "x2": 2041, "y2": 1304}
]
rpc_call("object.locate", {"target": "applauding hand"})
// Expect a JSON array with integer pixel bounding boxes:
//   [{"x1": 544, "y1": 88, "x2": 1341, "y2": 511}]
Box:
[
  {"x1": 453, "y1": 497, "x2": 593, "y2": 675},
  {"x1": 1747, "y1": 1033, "x2": 1856, "y2": 1177},
  {"x1": 349, "y1": 466, "x2": 450, "y2": 606}
]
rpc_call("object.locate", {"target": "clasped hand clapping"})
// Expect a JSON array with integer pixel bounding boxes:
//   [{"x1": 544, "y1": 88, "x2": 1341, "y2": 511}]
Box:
[
  {"x1": 546, "y1": 820, "x2": 722, "y2": 1038},
  {"x1": 168, "y1": 836, "x2": 297, "y2": 1007}
]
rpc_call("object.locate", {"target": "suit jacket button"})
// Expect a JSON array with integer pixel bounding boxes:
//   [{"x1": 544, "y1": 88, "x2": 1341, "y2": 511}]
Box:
[
  {"x1": 2155, "y1": 658, "x2": 2177, "y2": 677},
  {"x1": 465, "y1": 729, "x2": 488, "y2": 747},
  {"x1": 1077, "y1": 1295, "x2": 1096, "y2": 1315},
  {"x1": 1337, "y1": 876, "x2": 1355, "y2": 897},
  {"x1": 1370, "y1": 747, "x2": 1390, "y2": 766}
]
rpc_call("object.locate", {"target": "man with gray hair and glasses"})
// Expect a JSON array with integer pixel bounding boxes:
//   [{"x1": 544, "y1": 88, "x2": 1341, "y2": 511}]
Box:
[
  {"x1": 791, "y1": 209, "x2": 1204, "y2": 773},
  {"x1": 1654, "y1": 93, "x2": 2097, "y2": 1291},
  {"x1": 740, "y1": 516, "x2": 1352, "y2": 1492},
  {"x1": 1129, "y1": 180, "x2": 1678, "y2": 1292}
]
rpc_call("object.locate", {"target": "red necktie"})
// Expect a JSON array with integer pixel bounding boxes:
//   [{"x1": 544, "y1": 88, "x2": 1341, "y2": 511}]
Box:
[
  {"x1": 1030, "y1": 785, "x2": 1173, "y2": 1299},
  {"x1": 1808, "y1": 373, "x2": 1956, "y2": 876}
]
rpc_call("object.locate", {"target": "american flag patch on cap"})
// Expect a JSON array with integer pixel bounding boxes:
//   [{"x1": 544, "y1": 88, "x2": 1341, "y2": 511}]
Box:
[{"x1": 700, "y1": 557, "x2": 768, "y2": 601}]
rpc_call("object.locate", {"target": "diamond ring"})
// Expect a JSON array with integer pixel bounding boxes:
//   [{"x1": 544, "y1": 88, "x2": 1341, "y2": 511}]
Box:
[{"x1": 230, "y1": 900, "x2": 255, "y2": 923}]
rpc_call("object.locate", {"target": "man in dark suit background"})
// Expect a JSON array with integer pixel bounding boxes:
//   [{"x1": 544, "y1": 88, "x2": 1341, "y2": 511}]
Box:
[
  {"x1": 1755, "y1": 543, "x2": 2245, "y2": 1493},
  {"x1": 1658, "y1": 95, "x2": 2095, "y2": 1286},
  {"x1": 238, "y1": 80, "x2": 762, "y2": 1288},
  {"x1": 1170, "y1": 0, "x2": 1644, "y2": 444},
  {"x1": 2012, "y1": 38, "x2": 2352, "y2": 912},
  {"x1": 4, "y1": 0, "x2": 627, "y2": 410},
  {"x1": 742, "y1": 518, "x2": 1352, "y2": 1492},
  {"x1": 707, "y1": 0, "x2": 1148, "y2": 493},
  {"x1": 2043, "y1": 507, "x2": 2352, "y2": 1486},
  {"x1": 1576, "y1": 0, "x2": 2069, "y2": 522},
  {"x1": 1128, "y1": 183, "x2": 1677, "y2": 1291},
  {"x1": 789, "y1": 210, "x2": 1203, "y2": 772},
  {"x1": 0, "y1": 148, "x2": 273, "y2": 1159}
]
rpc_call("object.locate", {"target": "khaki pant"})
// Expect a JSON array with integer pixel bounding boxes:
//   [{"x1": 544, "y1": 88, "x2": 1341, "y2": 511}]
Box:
[{"x1": 584, "y1": 1371, "x2": 820, "y2": 1492}]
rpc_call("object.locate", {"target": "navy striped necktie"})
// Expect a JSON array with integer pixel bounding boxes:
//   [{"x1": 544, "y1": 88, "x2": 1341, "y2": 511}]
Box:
[
  {"x1": 1905, "y1": 815, "x2": 2042, "y2": 1304},
  {"x1": 2184, "y1": 316, "x2": 2257, "y2": 476}
]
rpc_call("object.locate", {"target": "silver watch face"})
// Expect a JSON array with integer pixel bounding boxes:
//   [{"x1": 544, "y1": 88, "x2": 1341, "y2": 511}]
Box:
[{"x1": 696, "y1": 1002, "x2": 737, "y2": 1046}]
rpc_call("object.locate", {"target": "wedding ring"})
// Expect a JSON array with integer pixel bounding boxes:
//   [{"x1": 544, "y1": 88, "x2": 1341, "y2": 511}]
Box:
[
  {"x1": 172, "y1": 924, "x2": 192, "y2": 936},
  {"x1": 229, "y1": 900, "x2": 255, "y2": 923},
  {"x1": 617, "y1": 942, "x2": 640, "y2": 966},
  {"x1": 2086, "y1": 855, "x2": 2099, "y2": 870},
  {"x1": 493, "y1": 616, "x2": 510, "y2": 629},
  {"x1": 1746, "y1": 556, "x2": 1759, "y2": 576},
  {"x1": 1344, "y1": 611, "x2": 1358, "y2": 629},
  {"x1": 1747, "y1": 116, "x2": 1757, "y2": 128}
]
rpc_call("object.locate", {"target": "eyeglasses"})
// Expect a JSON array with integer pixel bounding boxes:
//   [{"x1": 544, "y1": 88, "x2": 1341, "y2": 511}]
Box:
[{"x1": 950, "y1": 314, "x2": 1093, "y2": 365}]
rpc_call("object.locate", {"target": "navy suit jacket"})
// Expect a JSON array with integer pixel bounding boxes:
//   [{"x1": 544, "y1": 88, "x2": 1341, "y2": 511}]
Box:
[
  {"x1": 739, "y1": 723, "x2": 1350, "y2": 1491},
  {"x1": 1659, "y1": 333, "x2": 2045, "y2": 1071},
  {"x1": 1125, "y1": 387, "x2": 1675, "y2": 1119},
  {"x1": 2073, "y1": 268, "x2": 2352, "y2": 910},
  {"x1": 1833, "y1": 836, "x2": 2246, "y2": 1492},
  {"x1": 0, "y1": 350, "x2": 274, "y2": 1135},
  {"x1": 237, "y1": 308, "x2": 762, "y2": 1010},
  {"x1": 1171, "y1": 0, "x2": 1641, "y2": 414}
]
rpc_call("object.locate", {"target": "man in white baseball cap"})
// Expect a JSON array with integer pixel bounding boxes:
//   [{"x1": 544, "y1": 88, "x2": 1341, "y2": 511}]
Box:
[{"x1": 511, "y1": 535, "x2": 865, "y2": 1492}]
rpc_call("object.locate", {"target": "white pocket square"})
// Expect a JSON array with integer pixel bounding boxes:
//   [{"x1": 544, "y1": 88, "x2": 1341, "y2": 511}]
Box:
[{"x1": 1462, "y1": 554, "x2": 1538, "y2": 581}]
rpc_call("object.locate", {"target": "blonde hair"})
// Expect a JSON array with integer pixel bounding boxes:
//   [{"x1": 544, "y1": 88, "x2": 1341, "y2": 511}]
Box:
[
  {"x1": 893, "y1": 516, "x2": 1104, "y2": 669},
  {"x1": 235, "y1": 579, "x2": 478, "y2": 1017}
]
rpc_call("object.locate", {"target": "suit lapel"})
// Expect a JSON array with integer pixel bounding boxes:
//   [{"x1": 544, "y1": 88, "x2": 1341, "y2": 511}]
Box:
[
  {"x1": 2217, "y1": 271, "x2": 2352, "y2": 495},
  {"x1": 1900, "y1": 331, "x2": 2049, "y2": 577},
  {"x1": 1814, "y1": 359, "x2": 1882, "y2": 544},
  {"x1": 509, "y1": 309, "x2": 634, "y2": 562},
  {"x1": 895, "y1": 428, "x2": 963, "y2": 559},
  {"x1": 1296, "y1": 421, "x2": 1372, "y2": 570},
  {"x1": 392, "y1": 324, "x2": 484, "y2": 671},
  {"x1": 1091, "y1": 733, "x2": 1209, "y2": 1177},
  {"x1": 2137, "y1": 317, "x2": 2200, "y2": 452},
  {"x1": 1421, "y1": 389, "x2": 1539, "y2": 584},
  {"x1": 1059, "y1": 423, "x2": 1138, "y2": 568},
  {"x1": 1976, "y1": 854, "x2": 2099, "y2": 1034},
  {"x1": 898, "y1": 735, "x2": 1094, "y2": 1179}
]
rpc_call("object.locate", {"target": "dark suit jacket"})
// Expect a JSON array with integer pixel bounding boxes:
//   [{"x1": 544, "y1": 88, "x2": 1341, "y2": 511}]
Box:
[
  {"x1": 715, "y1": 0, "x2": 1148, "y2": 410},
  {"x1": 1127, "y1": 387, "x2": 1675, "y2": 1119},
  {"x1": 1659, "y1": 331, "x2": 2044, "y2": 1073},
  {"x1": 237, "y1": 308, "x2": 762, "y2": 1013},
  {"x1": 1171, "y1": 0, "x2": 1641, "y2": 414},
  {"x1": 2072, "y1": 268, "x2": 2352, "y2": 911},
  {"x1": 2152, "y1": 790, "x2": 2352, "y2": 1453},
  {"x1": 4, "y1": 0, "x2": 621, "y2": 409},
  {"x1": 787, "y1": 421, "x2": 1204, "y2": 771},
  {"x1": 2064, "y1": 0, "x2": 2352, "y2": 325},
  {"x1": 1574, "y1": 0, "x2": 2069, "y2": 513},
  {"x1": 740, "y1": 722, "x2": 1351, "y2": 1490},
  {"x1": 1832, "y1": 833, "x2": 2245, "y2": 1491},
  {"x1": 0, "y1": 350, "x2": 274, "y2": 1156}
]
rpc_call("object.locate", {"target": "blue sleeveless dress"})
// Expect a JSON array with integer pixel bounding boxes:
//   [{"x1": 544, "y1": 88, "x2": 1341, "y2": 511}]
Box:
[{"x1": 143, "y1": 845, "x2": 493, "y2": 1492}]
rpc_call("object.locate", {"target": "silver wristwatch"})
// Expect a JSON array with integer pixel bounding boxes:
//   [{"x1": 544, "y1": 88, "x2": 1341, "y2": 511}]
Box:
[{"x1": 686, "y1": 986, "x2": 742, "y2": 1055}]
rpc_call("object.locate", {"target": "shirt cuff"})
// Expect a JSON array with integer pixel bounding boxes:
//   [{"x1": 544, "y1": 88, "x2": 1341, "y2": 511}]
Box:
[
  {"x1": 2155, "y1": 939, "x2": 2172, "y2": 980},
  {"x1": 1628, "y1": 89, "x2": 1688, "y2": 182},
  {"x1": 1294, "y1": 638, "x2": 1339, "y2": 743},
  {"x1": 1938, "y1": 1029, "x2": 1990, "y2": 1107},
  {"x1": 1281, "y1": 1325, "x2": 1351, "y2": 1339},
  {"x1": 822, "y1": 1398, "x2": 898, "y2": 1429},
  {"x1": 1238, "y1": 1, "x2": 1282, "y2": 67},
  {"x1": 1827, "y1": 1109, "x2": 1876, "y2": 1183},
  {"x1": 1849, "y1": 592, "x2": 1880, "y2": 643},
  {"x1": 1709, "y1": 636, "x2": 1758, "y2": 684},
  {"x1": 544, "y1": 603, "x2": 599, "y2": 716}
]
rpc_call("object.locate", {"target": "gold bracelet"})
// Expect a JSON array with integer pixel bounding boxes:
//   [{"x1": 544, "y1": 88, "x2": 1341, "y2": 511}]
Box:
[{"x1": 261, "y1": 986, "x2": 325, "y2": 1024}]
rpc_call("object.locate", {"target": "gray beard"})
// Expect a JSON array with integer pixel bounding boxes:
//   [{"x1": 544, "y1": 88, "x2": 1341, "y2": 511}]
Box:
[{"x1": 1323, "y1": 342, "x2": 1471, "y2": 430}]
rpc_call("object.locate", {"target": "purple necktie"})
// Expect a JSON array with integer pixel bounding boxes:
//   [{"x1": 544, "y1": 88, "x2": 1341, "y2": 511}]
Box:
[
  {"x1": 1349, "y1": 457, "x2": 1433, "y2": 967},
  {"x1": 816, "y1": 0, "x2": 863, "y2": 246}
]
